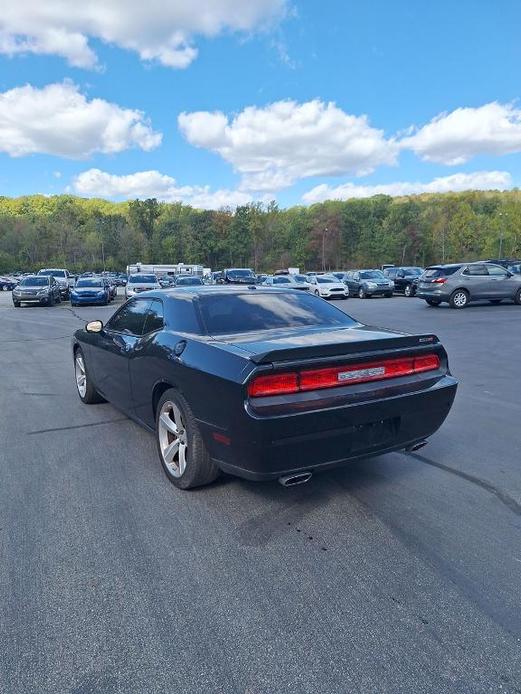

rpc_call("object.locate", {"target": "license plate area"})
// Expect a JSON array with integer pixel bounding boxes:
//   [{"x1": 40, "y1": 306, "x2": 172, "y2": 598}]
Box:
[{"x1": 350, "y1": 417, "x2": 400, "y2": 451}]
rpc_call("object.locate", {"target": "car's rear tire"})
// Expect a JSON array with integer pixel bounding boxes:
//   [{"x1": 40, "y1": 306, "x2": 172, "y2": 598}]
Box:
[
  {"x1": 489, "y1": 299, "x2": 502, "y2": 305},
  {"x1": 358, "y1": 287, "x2": 366, "y2": 299},
  {"x1": 74, "y1": 348, "x2": 105, "y2": 404},
  {"x1": 449, "y1": 289, "x2": 469, "y2": 309},
  {"x1": 156, "y1": 389, "x2": 219, "y2": 490},
  {"x1": 404, "y1": 284, "x2": 413, "y2": 297},
  {"x1": 514, "y1": 288, "x2": 521, "y2": 305},
  {"x1": 425, "y1": 299, "x2": 441, "y2": 307}
]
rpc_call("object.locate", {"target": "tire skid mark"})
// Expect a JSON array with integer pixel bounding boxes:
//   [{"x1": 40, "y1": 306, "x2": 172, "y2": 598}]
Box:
[
  {"x1": 27, "y1": 417, "x2": 129, "y2": 435},
  {"x1": 407, "y1": 452, "x2": 521, "y2": 517}
]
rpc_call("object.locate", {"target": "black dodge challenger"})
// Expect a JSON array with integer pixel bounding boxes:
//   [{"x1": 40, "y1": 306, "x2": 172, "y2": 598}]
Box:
[{"x1": 72, "y1": 287, "x2": 457, "y2": 489}]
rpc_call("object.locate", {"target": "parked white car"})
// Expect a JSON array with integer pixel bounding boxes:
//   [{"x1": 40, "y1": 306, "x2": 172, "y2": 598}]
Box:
[
  {"x1": 307, "y1": 274, "x2": 349, "y2": 299},
  {"x1": 125, "y1": 273, "x2": 161, "y2": 298}
]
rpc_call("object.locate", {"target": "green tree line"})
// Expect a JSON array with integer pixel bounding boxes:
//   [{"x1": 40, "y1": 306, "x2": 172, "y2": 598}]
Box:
[{"x1": 0, "y1": 190, "x2": 520, "y2": 274}]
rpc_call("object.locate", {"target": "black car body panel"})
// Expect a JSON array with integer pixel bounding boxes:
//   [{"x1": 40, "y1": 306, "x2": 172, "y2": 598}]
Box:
[
  {"x1": 73, "y1": 287, "x2": 457, "y2": 481},
  {"x1": 384, "y1": 267, "x2": 423, "y2": 295}
]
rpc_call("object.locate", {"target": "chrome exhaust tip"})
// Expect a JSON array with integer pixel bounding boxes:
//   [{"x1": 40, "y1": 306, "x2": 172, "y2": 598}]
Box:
[
  {"x1": 278, "y1": 472, "x2": 313, "y2": 487},
  {"x1": 405, "y1": 440, "x2": 428, "y2": 453}
]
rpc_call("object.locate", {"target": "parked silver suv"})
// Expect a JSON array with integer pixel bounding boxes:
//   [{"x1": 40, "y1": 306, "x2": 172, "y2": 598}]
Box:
[{"x1": 416, "y1": 262, "x2": 521, "y2": 308}]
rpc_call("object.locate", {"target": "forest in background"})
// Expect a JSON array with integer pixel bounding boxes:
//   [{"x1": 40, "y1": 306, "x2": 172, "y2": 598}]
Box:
[{"x1": 0, "y1": 189, "x2": 520, "y2": 273}]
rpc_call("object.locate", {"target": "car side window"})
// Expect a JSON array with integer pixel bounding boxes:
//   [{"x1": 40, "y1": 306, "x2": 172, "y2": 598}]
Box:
[
  {"x1": 353, "y1": 273, "x2": 360, "y2": 281},
  {"x1": 143, "y1": 299, "x2": 164, "y2": 334},
  {"x1": 463, "y1": 264, "x2": 488, "y2": 276},
  {"x1": 107, "y1": 299, "x2": 151, "y2": 335},
  {"x1": 486, "y1": 264, "x2": 509, "y2": 277}
]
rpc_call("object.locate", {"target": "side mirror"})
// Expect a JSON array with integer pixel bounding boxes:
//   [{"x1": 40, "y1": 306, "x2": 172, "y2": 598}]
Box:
[{"x1": 86, "y1": 320, "x2": 103, "y2": 333}]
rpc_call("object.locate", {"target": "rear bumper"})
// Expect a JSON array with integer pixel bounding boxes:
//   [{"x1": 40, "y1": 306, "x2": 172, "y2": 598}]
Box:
[
  {"x1": 201, "y1": 375, "x2": 457, "y2": 481},
  {"x1": 416, "y1": 288, "x2": 450, "y2": 301}
]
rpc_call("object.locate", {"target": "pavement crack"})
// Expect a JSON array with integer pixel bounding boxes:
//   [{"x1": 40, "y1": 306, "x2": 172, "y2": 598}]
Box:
[
  {"x1": 27, "y1": 417, "x2": 129, "y2": 435},
  {"x1": 407, "y1": 452, "x2": 521, "y2": 517}
]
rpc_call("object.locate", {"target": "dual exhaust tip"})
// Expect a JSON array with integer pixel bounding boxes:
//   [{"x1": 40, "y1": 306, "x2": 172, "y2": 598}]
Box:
[{"x1": 277, "y1": 440, "x2": 428, "y2": 487}]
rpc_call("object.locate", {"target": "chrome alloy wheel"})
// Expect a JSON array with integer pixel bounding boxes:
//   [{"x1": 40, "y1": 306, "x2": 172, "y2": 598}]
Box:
[
  {"x1": 75, "y1": 354, "x2": 87, "y2": 398},
  {"x1": 453, "y1": 291, "x2": 468, "y2": 308},
  {"x1": 158, "y1": 401, "x2": 188, "y2": 477}
]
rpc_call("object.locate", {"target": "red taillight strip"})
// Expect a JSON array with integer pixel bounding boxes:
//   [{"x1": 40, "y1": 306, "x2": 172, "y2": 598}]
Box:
[{"x1": 248, "y1": 353, "x2": 440, "y2": 397}]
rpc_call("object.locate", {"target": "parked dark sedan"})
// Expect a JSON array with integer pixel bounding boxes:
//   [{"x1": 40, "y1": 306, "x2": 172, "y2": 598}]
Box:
[
  {"x1": 1, "y1": 276, "x2": 18, "y2": 291},
  {"x1": 72, "y1": 287, "x2": 457, "y2": 489},
  {"x1": 383, "y1": 267, "x2": 424, "y2": 296}
]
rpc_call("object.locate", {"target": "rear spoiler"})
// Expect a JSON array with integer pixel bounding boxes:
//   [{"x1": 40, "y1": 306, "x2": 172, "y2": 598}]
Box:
[{"x1": 249, "y1": 334, "x2": 440, "y2": 365}]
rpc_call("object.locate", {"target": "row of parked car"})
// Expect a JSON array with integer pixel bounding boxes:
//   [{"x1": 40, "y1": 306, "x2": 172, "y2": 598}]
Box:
[{"x1": 10, "y1": 271, "x2": 120, "y2": 307}]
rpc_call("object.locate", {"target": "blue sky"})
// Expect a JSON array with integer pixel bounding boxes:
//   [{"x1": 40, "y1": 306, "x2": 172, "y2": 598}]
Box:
[{"x1": 1, "y1": 0, "x2": 521, "y2": 208}]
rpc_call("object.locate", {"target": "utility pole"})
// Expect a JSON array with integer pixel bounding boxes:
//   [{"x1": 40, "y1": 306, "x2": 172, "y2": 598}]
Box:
[
  {"x1": 498, "y1": 212, "x2": 506, "y2": 259},
  {"x1": 322, "y1": 227, "x2": 328, "y2": 271}
]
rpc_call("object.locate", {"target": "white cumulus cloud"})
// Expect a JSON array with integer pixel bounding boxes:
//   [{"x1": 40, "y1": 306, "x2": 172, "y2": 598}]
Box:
[
  {"x1": 0, "y1": 0, "x2": 287, "y2": 69},
  {"x1": 0, "y1": 82, "x2": 161, "y2": 158},
  {"x1": 302, "y1": 171, "x2": 513, "y2": 204},
  {"x1": 401, "y1": 102, "x2": 521, "y2": 165},
  {"x1": 72, "y1": 169, "x2": 254, "y2": 209},
  {"x1": 178, "y1": 99, "x2": 398, "y2": 192}
]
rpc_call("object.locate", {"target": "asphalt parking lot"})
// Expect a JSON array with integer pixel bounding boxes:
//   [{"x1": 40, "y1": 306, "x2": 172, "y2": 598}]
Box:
[{"x1": 1, "y1": 289, "x2": 520, "y2": 694}]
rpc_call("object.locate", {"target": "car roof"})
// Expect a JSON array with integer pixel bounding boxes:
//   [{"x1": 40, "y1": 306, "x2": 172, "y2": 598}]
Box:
[
  {"x1": 426, "y1": 263, "x2": 463, "y2": 269},
  {"x1": 143, "y1": 286, "x2": 295, "y2": 301}
]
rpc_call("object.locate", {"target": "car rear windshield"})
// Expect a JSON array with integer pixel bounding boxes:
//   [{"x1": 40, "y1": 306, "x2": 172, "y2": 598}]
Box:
[
  {"x1": 359, "y1": 270, "x2": 385, "y2": 279},
  {"x1": 424, "y1": 266, "x2": 461, "y2": 278},
  {"x1": 76, "y1": 279, "x2": 104, "y2": 287},
  {"x1": 19, "y1": 277, "x2": 48, "y2": 286},
  {"x1": 198, "y1": 292, "x2": 357, "y2": 335},
  {"x1": 129, "y1": 274, "x2": 156, "y2": 283},
  {"x1": 404, "y1": 268, "x2": 423, "y2": 276},
  {"x1": 39, "y1": 269, "x2": 65, "y2": 277}
]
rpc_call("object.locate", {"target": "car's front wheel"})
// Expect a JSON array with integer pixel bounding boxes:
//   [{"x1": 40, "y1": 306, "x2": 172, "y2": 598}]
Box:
[
  {"x1": 156, "y1": 389, "x2": 219, "y2": 489},
  {"x1": 358, "y1": 287, "x2": 366, "y2": 299},
  {"x1": 514, "y1": 288, "x2": 521, "y2": 305},
  {"x1": 404, "y1": 284, "x2": 413, "y2": 297},
  {"x1": 74, "y1": 348, "x2": 104, "y2": 404},
  {"x1": 449, "y1": 289, "x2": 469, "y2": 309}
]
